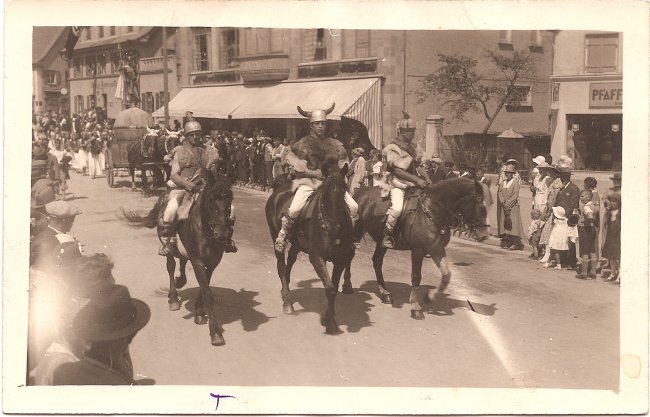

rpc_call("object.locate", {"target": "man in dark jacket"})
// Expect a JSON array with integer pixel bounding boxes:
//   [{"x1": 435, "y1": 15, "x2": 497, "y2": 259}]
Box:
[
  {"x1": 427, "y1": 156, "x2": 446, "y2": 184},
  {"x1": 554, "y1": 166, "x2": 581, "y2": 268}
]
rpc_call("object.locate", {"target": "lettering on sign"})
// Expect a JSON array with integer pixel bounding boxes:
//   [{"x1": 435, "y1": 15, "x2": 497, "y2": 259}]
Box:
[{"x1": 589, "y1": 82, "x2": 622, "y2": 108}]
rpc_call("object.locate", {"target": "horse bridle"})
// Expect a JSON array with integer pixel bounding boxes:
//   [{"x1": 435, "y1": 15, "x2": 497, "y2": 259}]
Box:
[{"x1": 419, "y1": 190, "x2": 489, "y2": 231}]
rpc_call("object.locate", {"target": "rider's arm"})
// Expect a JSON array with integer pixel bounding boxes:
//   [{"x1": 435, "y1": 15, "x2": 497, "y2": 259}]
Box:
[
  {"x1": 285, "y1": 148, "x2": 322, "y2": 179},
  {"x1": 393, "y1": 167, "x2": 426, "y2": 187},
  {"x1": 170, "y1": 159, "x2": 194, "y2": 189}
]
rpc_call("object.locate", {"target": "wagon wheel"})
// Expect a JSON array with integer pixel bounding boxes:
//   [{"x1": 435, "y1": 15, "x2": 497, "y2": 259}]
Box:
[{"x1": 106, "y1": 169, "x2": 115, "y2": 187}]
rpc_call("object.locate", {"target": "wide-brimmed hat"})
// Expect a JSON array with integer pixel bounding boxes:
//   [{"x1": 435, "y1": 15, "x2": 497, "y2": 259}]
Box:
[
  {"x1": 532, "y1": 155, "x2": 546, "y2": 165},
  {"x1": 537, "y1": 161, "x2": 549, "y2": 168},
  {"x1": 351, "y1": 147, "x2": 365, "y2": 157},
  {"x1": 610, "y1": 172, "x2": 622, "y2": 181},
  {"x1": 73, "y1": 284, "x2": 151, "y2": 342},
  {"x1": 31, "y1": 187, "x2": 57, "y2": 209},
  {"x1": 45, "y1": 201, "x2": 82, "y2": 218},
  {"x1": 552, "y1": 206, "x2": 566, "y2": 219},
  {"x1": 503, "y1": 164, "x2": 517, "y2": 173},
  {"x1": 506, "y1": 158, "x2": 519, "y2": 167}
]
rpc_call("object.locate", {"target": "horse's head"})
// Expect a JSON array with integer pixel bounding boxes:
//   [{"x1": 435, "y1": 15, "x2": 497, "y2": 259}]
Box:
[
  {"x1": 142, "y1": 127, "x2": 160, "y2": 159},
  {"x1": 320, "y1": 164, "x2": 348, "y2": 209},
  {"x1": 455, "y1": 179, "x2": 490, "y2": 242},
  {"x1": 163, "y1": 129, "x2": 181, "y2": 153},
  {"x1": 199, "y1": 171, "x2": 234, "y2": 244}
]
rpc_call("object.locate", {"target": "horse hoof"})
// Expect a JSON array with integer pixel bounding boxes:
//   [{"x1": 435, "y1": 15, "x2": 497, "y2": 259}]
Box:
[
  {"x1": 283, "y1": 303, "x2": 295, "y2": 314},
  {"x1": 168, "y1": 300, "x2": 181, "y2": 311},
  {"x1": 194, "y1": 315, "x2": 208, "y2": 325},
  {"x1": 211, "y1": 333, "x2": 226, "y2": 346},
  {"x1": 380, "y1": 294, "x2": 393, "y2": 304},
  {"x1": 341, "y1": 284, "x2": 353, "y2": 294},
  {"x1": 411, "y1": 310, "x2": 425, "y2": 320},
  {"x1": 326, "y1": 326, "x2": 342, "y2": 335},
  {"x1": 174, "y1": 275, "x2": 187, "y2": 289}
]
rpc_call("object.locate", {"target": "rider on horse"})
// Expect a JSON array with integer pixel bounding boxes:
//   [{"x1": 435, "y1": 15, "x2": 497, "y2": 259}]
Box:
[
  {"x1": 379, "y1": 112, "x2": 428, "y2": 248},
  {"x1": 158, "y1": 118, "x2": 237, "y2": 256},
  {"x1": 274, "y1": 103, "x2": 359, "y2": 253}
]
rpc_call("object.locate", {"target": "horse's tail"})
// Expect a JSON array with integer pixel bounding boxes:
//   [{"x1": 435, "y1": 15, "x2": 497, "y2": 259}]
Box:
[{"x1": 120, "y1": 194, "x2": 164, "y2": 229}]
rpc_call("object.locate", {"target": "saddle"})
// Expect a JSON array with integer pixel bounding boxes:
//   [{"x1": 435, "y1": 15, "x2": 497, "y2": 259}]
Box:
[{"x1": 374, "y1": 187, "x2": 425, "y2": 246}]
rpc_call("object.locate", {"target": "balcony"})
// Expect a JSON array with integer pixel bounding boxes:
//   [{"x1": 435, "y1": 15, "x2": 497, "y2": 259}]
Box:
[
  {"x1": 190, "y1": 68, "x2": 241, "y2": 85},
  {"x1": 237, "y1": 54, "x2": 290, "y2": 83},
  {"x1": 139, "y1": 56, "x2": 176, "y2": 74},
  {"x1": 298, "y1": 57, "x2": 378, "y2": 79}
]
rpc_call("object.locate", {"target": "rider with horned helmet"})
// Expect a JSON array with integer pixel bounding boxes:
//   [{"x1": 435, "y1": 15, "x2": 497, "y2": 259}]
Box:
[
  {"x1": 158, "y1": 116, "x2": 237, "y2": 256},
  {"x1": 274, "y1": 103, "x2": 359, "y2": 252},
  {"x1": 379, "y1": 112, "x2": 428, "y2": 248}
]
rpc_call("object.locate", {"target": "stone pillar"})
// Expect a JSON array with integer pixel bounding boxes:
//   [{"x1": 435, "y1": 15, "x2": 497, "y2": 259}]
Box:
[{"x1": 425, "y1": 115, "x2": 444, "y2": 159}]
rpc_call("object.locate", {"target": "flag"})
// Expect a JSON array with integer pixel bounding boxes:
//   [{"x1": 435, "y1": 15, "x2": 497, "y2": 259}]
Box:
[
  {"x1": 115, "y1": 72, "x2": 124, "y2": 100},
  {"x1": 62, "y1": 26, "x2": 84, "y2": 64}
]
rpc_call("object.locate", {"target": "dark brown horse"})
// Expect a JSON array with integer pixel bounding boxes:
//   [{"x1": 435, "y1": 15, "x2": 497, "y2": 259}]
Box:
[
  {"x1": 127, "y1": 128, "x2": 165, "y2": 194},
  {"x1": 122, "y1": 171, "x2": 235, "y2": 346},
  {"x1": 265, "y1": 166, "x2": 355, "y2": 334},
  {"x1": 350, "y1": 178, "x2": 490, "y2": 319}
]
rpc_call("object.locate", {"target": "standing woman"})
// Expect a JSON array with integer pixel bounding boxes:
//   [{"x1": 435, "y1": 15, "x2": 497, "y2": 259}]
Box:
[
  {"x1": 497, "y1": 164, "x2": 525, "y2": 250},
  {"x1": 533, "y1": 162, "x2": 552, "y2": 214},
  {"x1": 538, "y1": 165, "x2": 563, "y2": 263}
]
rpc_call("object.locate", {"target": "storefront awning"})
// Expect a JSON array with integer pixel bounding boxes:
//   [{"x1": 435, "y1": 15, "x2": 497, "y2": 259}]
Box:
[{"x1": 153, "y1": 76, "x2": 383, "y2": 148}]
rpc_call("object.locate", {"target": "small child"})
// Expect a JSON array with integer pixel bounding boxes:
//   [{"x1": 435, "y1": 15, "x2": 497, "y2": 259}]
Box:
[
  {"x1": 527, "y1": 209, "x2": 543, "y2": 259},
  {"x1": 601, "y1": 195, "x2": 621, "y2": 282},
  {"x1": 545, "y1": 206, "x2": 578, "y2": 269},
  {"x1": 576, "y1": 189, "x2": 599, "y2": 279}
]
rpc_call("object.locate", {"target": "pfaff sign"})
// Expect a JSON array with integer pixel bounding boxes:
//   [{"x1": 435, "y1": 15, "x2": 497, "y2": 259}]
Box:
[{"x1": 589, "y1": 82, "x2": 622, "y2": 108}]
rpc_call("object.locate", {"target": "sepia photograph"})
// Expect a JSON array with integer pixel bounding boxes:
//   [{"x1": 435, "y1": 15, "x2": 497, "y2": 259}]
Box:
[{"x1": 4, "y1": 1, "x2": 649, "y2": 415}]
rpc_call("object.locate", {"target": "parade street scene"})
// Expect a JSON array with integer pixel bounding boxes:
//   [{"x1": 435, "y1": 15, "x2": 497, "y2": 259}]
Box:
[{"x1": 27, "y1": 26, "x2": 627, "y2": 397}]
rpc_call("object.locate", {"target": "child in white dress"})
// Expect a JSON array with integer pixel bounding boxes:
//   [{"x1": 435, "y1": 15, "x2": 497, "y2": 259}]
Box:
[{"x1": 545, "y1": 206, "x2": 578, "y2": 269}]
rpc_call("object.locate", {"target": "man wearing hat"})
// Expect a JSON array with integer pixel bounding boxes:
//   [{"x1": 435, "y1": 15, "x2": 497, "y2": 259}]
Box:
[
  {"x1": 554, "y1": 166, "x2": 581, "y2": 268},
  {"x1": 31, "y1": 180, "x2": 58, "y2": 238},
  {"x1": 30, "y1": 201, "x2": 83, "y2": 270},
  {"x1": 274, "y1": 103, "x2": 359, "y2": 252},
  {"x1": 442, "y1": 161, "x2": 458, "y2": 180},
  {"x1": 497, "y1": 164, "x2": 525, "y2": 250},
  {"x1": 158, "y1": 118, "x2": 237, "y2": 256},
  {"x1": 348, "y1": 147, "x2": 367, "y2": 194},
  {"x1": 427, "y1": 156, "x2": 445, "y2": 184},
  {"x1": 51, "y1": 284, "x2": 150, "y2": 385},
  {"x1": 377, "y1": 112, "x2": 428, "y2": 248},
  {"x1": 603, "y1": 172, "x2": 622, "y2": 212}
]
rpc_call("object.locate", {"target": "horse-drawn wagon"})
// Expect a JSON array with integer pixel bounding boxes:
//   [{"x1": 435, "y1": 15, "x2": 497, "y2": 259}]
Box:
[{"x1": 106, "y1": 107, "x2": 167, "y2": 196}]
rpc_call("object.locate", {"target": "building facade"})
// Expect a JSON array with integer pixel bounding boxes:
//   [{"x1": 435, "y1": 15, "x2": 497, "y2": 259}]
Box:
[
  {"x1": 550, "y1": 31, "x2": 623, "y2": 171},
  {"x1": 32, "y1": 27, "x2": 70, "y2": 115},
  {"x1": 67, "y1": 26, "x2": 180, "y2": 120}
]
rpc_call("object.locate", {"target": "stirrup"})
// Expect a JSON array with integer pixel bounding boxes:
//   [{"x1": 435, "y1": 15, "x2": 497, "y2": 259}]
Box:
[
  {"x1": 381, "y1": 227, "x2": 395, "y2": 249},
  {"x1": 158, "y1": 236, "x2": 177, "y2": 256}
]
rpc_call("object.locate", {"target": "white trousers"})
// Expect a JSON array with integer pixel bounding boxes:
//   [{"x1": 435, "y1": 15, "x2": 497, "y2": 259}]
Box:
[
  {"x1": 386, "y1": 187, "x2": 405, "y2": 229},
  {"x1": 163, "y1": 189, "x2": 236, "y2": 224},
  {"x1": 288, "y1": 185, "x2": 358, "y2": 219}
]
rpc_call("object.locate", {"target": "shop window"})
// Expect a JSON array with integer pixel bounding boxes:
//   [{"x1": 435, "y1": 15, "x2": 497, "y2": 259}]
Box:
[
  {"x1": 585, "y1": 33, "x2": 618, "y2": 73},
  {"x1": 46, "y1": 70, "x2": 59, "y2": 86},
  {"x1": 506, "y1": 85, "x2": 532, "y2": 110},
  {"x1": 109, "y1": 26, "x2": 116, "y2": 36},
  {"x1": 193, "y1": 27, "x2": 211, "y2": 71},
  {"x1": 220, "y1": 28, "x2": 239, "y2": 69},
  {"x1": 98, "y1": 26, "x2": 104, "y2": 38}
]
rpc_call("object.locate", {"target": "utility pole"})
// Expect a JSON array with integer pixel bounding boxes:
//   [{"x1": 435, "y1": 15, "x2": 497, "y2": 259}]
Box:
[{"x1": 162, "y1": 26, "x2": 169, "y2": 129}]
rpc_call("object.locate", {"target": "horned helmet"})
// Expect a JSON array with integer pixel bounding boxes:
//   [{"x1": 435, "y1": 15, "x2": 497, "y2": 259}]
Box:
[{"x1": 297, "y1": 103, "x2": 336, "y2": 123}]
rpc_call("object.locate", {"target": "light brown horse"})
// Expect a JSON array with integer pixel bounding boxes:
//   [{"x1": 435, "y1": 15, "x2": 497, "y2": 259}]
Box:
[{"x1": 350, "y1": 178, "x2": 490, "y2": 319}]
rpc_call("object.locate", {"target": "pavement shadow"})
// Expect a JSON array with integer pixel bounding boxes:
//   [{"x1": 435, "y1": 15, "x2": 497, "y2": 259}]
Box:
[
  {"x1": 425, "y1": 292, "x2": 498, "y2": 317},
  {"x1": 177, "y1": 286, "x2": 272, "y2": 332},
  {"x1": 292, "y1": 278, "x2": 375, "y2": 333}
]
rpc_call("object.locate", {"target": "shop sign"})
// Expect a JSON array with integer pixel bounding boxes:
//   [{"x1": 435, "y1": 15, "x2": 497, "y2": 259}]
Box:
[{"x1": 589, "y1": 82, "x2": 622, "y2": 108}]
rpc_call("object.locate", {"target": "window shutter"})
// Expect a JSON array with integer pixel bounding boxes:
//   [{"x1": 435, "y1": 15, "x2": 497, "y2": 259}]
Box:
[{"x1": 303, "y1": 29, "x2": 317, "y2": 62}]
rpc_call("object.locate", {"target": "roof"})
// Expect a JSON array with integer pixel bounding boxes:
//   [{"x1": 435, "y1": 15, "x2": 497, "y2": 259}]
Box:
[
  {"x1": 33, "y1": 27, "x2": 67, "y2": 64},
  {"x1": 73, "y1": 27, "x2": 155, "y2": 51}
]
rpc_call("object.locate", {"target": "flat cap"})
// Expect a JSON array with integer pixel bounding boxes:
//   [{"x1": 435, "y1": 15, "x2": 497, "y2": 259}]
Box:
[{"x1": 45, "y1": 201, "x2": 82, "y2": 218}]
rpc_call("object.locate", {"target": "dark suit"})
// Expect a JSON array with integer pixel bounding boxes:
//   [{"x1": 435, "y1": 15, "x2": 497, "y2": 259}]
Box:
[{"x1": 555, "y1": 181, "x2": 581, "y2": 266}]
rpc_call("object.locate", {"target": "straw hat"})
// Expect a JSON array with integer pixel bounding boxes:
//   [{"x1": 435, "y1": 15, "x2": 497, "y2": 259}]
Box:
[{"x1": 552, "y1": 206, "x2": 566, "y2": 219}]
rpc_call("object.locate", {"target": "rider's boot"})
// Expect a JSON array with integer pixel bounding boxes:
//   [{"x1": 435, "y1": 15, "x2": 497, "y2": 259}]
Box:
[
  {"x1": 224, "y1": 220, "x2": 238, "y2": 253},
  {"x1": 274, "y1": 215, "x2": 295, "y2": 253},
  {"x1": 381, "y1": 213, "x2": 398, "y2": 249},
  {"x1": 158, "y1": 221, "x2": 178, "y2": 256}
]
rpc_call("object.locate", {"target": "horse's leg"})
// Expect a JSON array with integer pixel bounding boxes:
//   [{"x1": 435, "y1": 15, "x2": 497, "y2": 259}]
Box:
[
  {"x1": 285, "y1": 245, "x2": 299, "y2": 287},
  {"x1": 410, "y1": 249, "x2": 426, "y2": 320},
  {"x1": 309, "y1": 253, "x2": 340, "y2": 335},
  {"x1": 141, "y1": 169, "x2": 149, "y2": 197},
  {"x1": 175, "y1": 258, "x2": 188, "y2": 289},
  {"x1": 341, "y1": 250, "x2": 354, "y2": 294},
  {"x1": 130, "y1": 164, "x2": 137, "y2": 191},
  {"x1": 190, "y1": 259, "x2": 224, "y2": 346},
  {"x1": 166, "y1": 256, "x2": 181, "y2": 311},
  {"x1": 275, "y1": 250, "x2": 294, "y2": 314},
  {"x1": 372, "y1": 243, "x2": 392, "y2": 304},
  {"x1": 424, "y1": 249, "x2": 452, "y2": 303},
  {"x1": 204, "y1": 264, "x2": 225, "y2": 347}
]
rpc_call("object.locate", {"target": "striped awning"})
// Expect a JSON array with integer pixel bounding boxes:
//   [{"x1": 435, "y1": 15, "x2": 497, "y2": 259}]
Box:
[{"x1": 153, "y1": 76, "x2": 383, "y2": 148}]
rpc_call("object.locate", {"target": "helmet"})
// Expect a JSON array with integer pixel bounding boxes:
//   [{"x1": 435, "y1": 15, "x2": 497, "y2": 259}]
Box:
[
  {"x1": 184, "y1": 120, "x2": 202, "y2": 135},
  {"x1": 397, "y1": 111, "x2": 416, "y2": 130},
  {"x1": 297, "y1": 103, "x2": 335, "y2": 123}
]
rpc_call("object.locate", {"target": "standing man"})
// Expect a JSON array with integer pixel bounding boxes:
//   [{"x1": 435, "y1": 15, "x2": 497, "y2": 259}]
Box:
[
  {"x1": 263, "y1": 136, "x2": 275, "y2": 188},
  {"x1": 30, "y1": 201, "x2": 82, "y2": 270},
  {"x1": 274, "y1": 103, "x2": 359, "y2": 252},
  {"x1": 554, "y1": 166, "x2": 581, "y2": 268},
  {"x1": 378, "y1": 112, "x2": 428, "y2": 248},
  {"x1": 442, "y1": 161, "x2": 458, "y2": 179},
  {"x1": 158, "y1": 118, "x2": 237, "y2": 256},
  {"x1": 427, "y1": 156, "x2": 445, "y2": 184}
]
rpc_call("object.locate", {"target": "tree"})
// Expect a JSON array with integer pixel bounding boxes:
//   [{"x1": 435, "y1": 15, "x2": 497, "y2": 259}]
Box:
[{"x1": 418, "y1": 49, "x2": 539, "y2": 164}]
